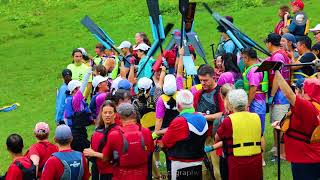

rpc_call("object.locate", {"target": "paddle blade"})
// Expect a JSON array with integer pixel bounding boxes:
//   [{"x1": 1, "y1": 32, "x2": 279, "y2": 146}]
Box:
[
  {"x1": 185, "y1": 2, "x2": 196, "y2": 33},
  {"x1": 179, "y1": 0, "x2": 189, "y2": 16},
  {"x1": 256, "y1": 61, "x2": 283, "y2": 72},
  {"x1": 164, "y1": 23, "x2": 174, "y2": 37},
  {"x1": 146, "y1": 0, "x2": 160, "y2": 26},
  {"x1": 202, "y1": 3, "x2": 213, "y2": 15}
]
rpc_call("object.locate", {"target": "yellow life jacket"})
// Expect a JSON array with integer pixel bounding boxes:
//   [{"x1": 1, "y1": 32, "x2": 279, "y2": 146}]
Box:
[
  {"x1": 140, "y1": 112, "x2": 156, "y2": 128},
  {"x1": 286, "y1": 18, "x2": 310, "y2": 36},
  {"x1": 230, "y1": 112, "x2": 262, "y2": 156},
  {"x1": 162, "y1": 93, "x2": 178, "y2": 110}
]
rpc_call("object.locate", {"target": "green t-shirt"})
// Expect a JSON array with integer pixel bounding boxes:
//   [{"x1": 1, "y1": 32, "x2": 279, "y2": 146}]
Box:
[{"x1": 67, "y1": 63, "x2": 92, "y2": 82}]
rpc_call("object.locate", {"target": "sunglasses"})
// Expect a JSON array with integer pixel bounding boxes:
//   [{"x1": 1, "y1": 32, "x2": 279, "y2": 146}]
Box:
[{"x1": 314, "y1": 31, "x2": 320, "y2": 36}]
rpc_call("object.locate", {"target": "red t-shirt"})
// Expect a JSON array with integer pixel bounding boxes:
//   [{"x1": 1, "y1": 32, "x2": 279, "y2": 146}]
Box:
[
  {"x1": 103, "y1": 124, "x2": 154, "y2": 180},
  {"x1": 40, "y1": 149, "x2": 90, "y2": 180},
  {"x1": 90, "y1": 125, "x2": 120, "y2": 174},
  {"x1": 25, "y1": 141, "x2": 58, "y2": 177},
  {"x1": 217, "y1": 116, "x2": 262, "y2": 180},
  {"x1": 284, "y1": 96, "x2": 320, "y2": 163},
  {"x1": 6, "y1": 157, "x2": 33, "y2": 180},
  {"x1": 194, "y1": 87, "x2": 224, "y2": 137}
]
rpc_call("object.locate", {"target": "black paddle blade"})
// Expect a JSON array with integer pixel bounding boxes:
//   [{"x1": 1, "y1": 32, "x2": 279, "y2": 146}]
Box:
[
  {"x1": 164, "y1": 23, "x2": 174, "y2": 37},
  {"x1": 179, "y1": 0, "x2": 189, "y2": 16},
  {"x1": 185, "y1": 2, "x2": 196, "y2": 33},
  {"x1": 146, "y1": 0, "x2": 160, "y2": 26},
  {"x1": 255, "y1": 61, "x2": 283, "y2": 72}
]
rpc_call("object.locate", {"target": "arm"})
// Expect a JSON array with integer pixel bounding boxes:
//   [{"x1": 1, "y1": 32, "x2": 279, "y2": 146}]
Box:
[
  {"x1": 176, "y1": 47, "x2": 184, "y2": 78},
  {"x1": 204, "y1": 112, "x2": 223, "y2": 121},
  {"x1": 30, "y1": 155, "x2": 40, "y2": 177},
  {"x1": 270, "y1": 73, "x2": 279, "y2": 97},
  {"x1": 128, "y1": 64, "x2": 136, "y2": 85},
  {"x1": 80, "y1": 67, "x2": 92, "y2": 94},
  {"x1": 275, "y1": 70, "x2": 296, "y2": 105},
  {"x1": 248, "y1": 86, "x2": 257, "y2": 106},
  {"x1": 120, "y1": 61, "x2": 129, "y2": 78},
  {"x1": 83, "y1": 148, "x2": 104, "y2": 159},
  {"x1": 158, "y1": 66, "x2": 166, "y2": 89},
  {"x1": 154, "y1": 97, "x2": 165, "y2": 134}
]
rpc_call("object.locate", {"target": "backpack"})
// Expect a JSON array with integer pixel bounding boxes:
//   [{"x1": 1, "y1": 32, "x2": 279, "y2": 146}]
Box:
[
  {"x1": 52, "y1": 151, "x2": 84, "y2": 180},
  {"x1": 0, "y1": 159, "x2": 37, "y2": 180},
  {"x1": 119, "y1": 126, "x2": 149, "y2": 167}
]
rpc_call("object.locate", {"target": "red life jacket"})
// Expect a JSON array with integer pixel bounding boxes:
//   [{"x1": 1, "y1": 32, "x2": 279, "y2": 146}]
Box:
[{"x1": 119, "y1": 126, "x2": 149, "y2": 167}]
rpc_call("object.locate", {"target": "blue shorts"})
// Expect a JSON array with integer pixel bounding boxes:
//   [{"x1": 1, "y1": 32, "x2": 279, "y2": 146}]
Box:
[{"x1": 249, "y1": 100, "x2": 266, "y2": 134}]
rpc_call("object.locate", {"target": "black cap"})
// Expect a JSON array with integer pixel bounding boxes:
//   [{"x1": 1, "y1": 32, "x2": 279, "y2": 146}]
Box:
[
  {"x1": 62, "y1": 69, "x2": 72, "y2": 78},
  {"x1": 217, "y1": 25, "x2": 227, "y2": 33},
  {"x1": 312, "y1": 42, "x2": 320, "y2": 51},
  {"x1": 265, "y1": 33, "x2": 281, "y2": 46}
]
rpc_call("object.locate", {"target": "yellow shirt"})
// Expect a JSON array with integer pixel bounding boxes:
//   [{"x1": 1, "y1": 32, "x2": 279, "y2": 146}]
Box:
[{"x1": 67, "y1": 63, "x2": 92, "y2": 82}]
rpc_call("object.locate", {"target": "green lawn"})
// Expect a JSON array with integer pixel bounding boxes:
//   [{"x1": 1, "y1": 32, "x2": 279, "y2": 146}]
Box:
[{"x1": 0, "y1": 0, "x2": 319, "y2": 179}]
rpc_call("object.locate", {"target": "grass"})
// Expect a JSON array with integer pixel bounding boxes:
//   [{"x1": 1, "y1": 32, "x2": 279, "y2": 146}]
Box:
[{"x1": 0, "y1": 0, "x2": 319, "y2": 179}]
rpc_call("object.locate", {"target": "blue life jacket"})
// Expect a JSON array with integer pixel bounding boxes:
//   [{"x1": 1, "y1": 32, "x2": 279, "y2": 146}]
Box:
[{"x1": 52, "y1": 151, "x2": 84, "y2": 180}]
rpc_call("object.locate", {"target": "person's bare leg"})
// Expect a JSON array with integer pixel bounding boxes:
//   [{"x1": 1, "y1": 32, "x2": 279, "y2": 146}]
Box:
[{"x1": 261, "y1": 136, "x2": 266, "y2": 166}]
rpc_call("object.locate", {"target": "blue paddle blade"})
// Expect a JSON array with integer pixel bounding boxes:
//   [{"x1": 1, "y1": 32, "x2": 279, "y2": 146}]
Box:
[
  {"x1": 183, "y1": 56, "x2": 197, "y2": 75},
  {"x1": 0, "y1": 103, "x2": 19, "y2": 112},
  {"x1": 93, "y1": 34, "x2": 112, "y2": 50}
]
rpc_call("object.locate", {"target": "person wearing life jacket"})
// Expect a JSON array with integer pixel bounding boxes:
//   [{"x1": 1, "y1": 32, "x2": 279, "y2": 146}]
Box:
[
  {"x1": 210, "y1": 89, "x2": 263, "y2": 180},
  {"x1": 103, "y1": 103, "x2": 154, "y2": 180},
  {"x1": 25, "y1": 122, "x2": 58, "y2": 178},
  {"x1": 93, "y1": 43, "x2": 107, "y2": 66},
  {"x1": 216, "y1": 25, "x2": 237, "y2": 57},
  {"x1": 283, "y1": 0, "x2": 310, "y2": 39},
  {"x1": 64, "y1": 68, "x2": 93, "y2": 152},
  {"x1": 90, "y1": 75, "x2": 110, "y2": 122},
  {"x1": 291, "y1": 36, "x2": 317, "y2": 84},
  {"x1": 157, "y1": 90, "x2": 208, "y2": 180},
  {"x1": 274, "y1": 5, "x2": 290, "y2": 35},
  {"x1": 117, "y1": 41, "x2": 133, "y2": 76},
  {"x1": 264, "y1": 33, "x2": 291, "y2": 156},
  {"x1": 272, "y1": 71, "x2": 320, "y2": 180},
  {"x1": 193, "y1": 64, "x2": 224, "y2": 180},
  {"x1": 84, "y1": 101, "x2": 120, "y2": 180},
  {"x1": 241, "y1": 48, "x2": 268, "y2": 165},
  {"x1": 41, "y1": 125, "x2": 90, "y2": 180},
  {"x1": 2, "y1": 134, "x2": 36, "y2": 180}
]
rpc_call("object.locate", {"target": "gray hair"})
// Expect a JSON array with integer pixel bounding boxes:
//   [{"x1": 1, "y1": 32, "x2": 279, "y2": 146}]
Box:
[
  {"x1": 227, "y1": 89, "x2": 248, "y2": 112},
  {"x1": 221, "y1": 83, "x2": 235, "y2": 98},
  {"x1": 117, "y1": 103, "x2": 136, "y2": 119},
  {"x1": 176, "y1": 90, "x2": 194, "y2": 109}
]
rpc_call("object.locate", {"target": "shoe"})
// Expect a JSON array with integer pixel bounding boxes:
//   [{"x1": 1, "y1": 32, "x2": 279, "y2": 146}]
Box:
[{"x1": 269, "y1": 146, "x2": 277, "y2": 153}]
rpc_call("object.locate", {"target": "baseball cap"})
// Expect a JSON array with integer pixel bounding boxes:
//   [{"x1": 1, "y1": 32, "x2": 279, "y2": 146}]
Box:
[
  {"x1": 133, "y1": 43, "x2": 150, "y2": 51},
  {"x1": 67, "y1": 80, "x2": 81, "y2": 93},
  {"x1": 291, "y1": 0, "x2": 304, "y2": 10},
  {"x1": 293, "y1": 78, "x2": 305, "y2": 89},
  {"x1": 137, "y1": 77, "x2": 153, "y2": 91},
  {"x1": 111, "y1": 77, "x2": 123, "y2": 92},
  {"x1": 62, "y1": 69, "x2": 72, "y2": 78},
  {"x1": 310, "y1": 24, "x2": 320, "y2": 32},
  {"x1": 34, "y1": 122, "x2": 50, "y2": 134},
  {"x1": 265, "y1": 33, "x2": 281, "y2": 46},
  {"x1": 55, "y1": 125, "x2": 72, "y2": 141},
  {"x1": 77, "y1": 47, "x2": 88, "y2": 57},
  {"x1": 92, "y1": 75, "x2": 108, "y2": 89},
  {"x1": 117, "y1": 41, "x2": 132, "y2": 49},
  {"x1": 163, "y1": 74, "x2": 177, "y2": 96},
  {"x1": 117, "y1": 103, "x2": 135, "y2": 117},
  {"x1": 118, "y1": 79, "x2": 132, "y2": 90},
  {"x1": 282, "y1": 33, "x2": 297, "y2": 48}
]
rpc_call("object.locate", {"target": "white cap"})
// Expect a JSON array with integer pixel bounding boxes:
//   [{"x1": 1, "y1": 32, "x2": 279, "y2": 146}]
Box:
[
  {"x1": 137, "y1": 77, "x2": 153, "y2": 91},
  {"x1": 68, "y1": 80, "x2": 81, "y2": 93},
  {"x1": 177, "y1": 90, "x2": 194, "y2": 106},
  {"x1": 117, "y1": 41, "x2": 132, "y2": 49},
  {"x1": 133, "y1": 43, "x2": 150, "y2": 51},
  {"x1": 310, "y1": 24, "x2": 320, "y2": 32},
  {"x1": 163, "y1": 74, "x2": 177, "y2": 96},
  {"x1": 77, "y1": 47, "x2": 87, "y2": 56},
  {"x1": 111, "y1": 77, "x2": 123, "y2": 93},
  {"x1": 92, "y1": 75, "x2": 108, "y2": 89}
]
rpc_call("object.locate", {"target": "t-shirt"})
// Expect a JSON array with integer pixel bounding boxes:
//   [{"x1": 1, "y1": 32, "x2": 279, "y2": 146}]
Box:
[
  {"x1": 123, "y1": 54, "x2": 132, "y2": 69},
  {"x1": 217, "y1": 72, "x2": 239, "y2": 86},
  {"x1": 5, "y1": 157, "x2": 33, "y2": 180},
  {"x1": 267, "y1": 51, "x2": 290, "y2": 104},
  {"x1": 103, "y1": 124, "x2": 154, "y2": 180},
  {"x1": 56, "y1": 83, "x2": 68, "y2": 123},
  {"x1": 246, "y1": 66, "x2": 266, "y2": 102},
  {"x1": 41, "y1": 149, "x2": 90, "y2": 180},
  {"x1": 95, "y1": 92, "x2": 109, "y2": 117},
  {"x1": 155, "y1": 77, "x2": 184, "y2": 119},
  {"x1": 224, "y1": 40, "x2": 236, "y2": 54},
  {"x1": 90, "y1": 125, "x2": 120, "y2": 174},
  {"x1": 137, "y1": 56, "x2": 155, "y2": 79},
  {"x1": 298, "y1": 52, "x2": 316, "y2": 76},
  {"x1": 284, "y1": 96, "x2": 320, "y2": 163},
  {"x1": 25, "y1": 141, "x2": 58, "y2": 178},
  {"x1": 89, "y1": 93, "x2": 101, "y2": 120},
  {"x1": 67, "y1": 63, "x2": 92, "y2": 83}
]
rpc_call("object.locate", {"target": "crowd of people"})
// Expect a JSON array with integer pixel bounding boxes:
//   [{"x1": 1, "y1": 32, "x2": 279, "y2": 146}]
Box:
[{"x1": 2, "y1": 0, "x2": 320, "y2": 180}]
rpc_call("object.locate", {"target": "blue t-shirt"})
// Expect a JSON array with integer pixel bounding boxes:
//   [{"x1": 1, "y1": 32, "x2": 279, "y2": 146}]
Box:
[
  {"x1": 55, "y1": 83, "x2": 68, "y2": 123},
  {"x1": 137, "y1": 56, "x2": 155, "y2": 79},
  {"x1": 224, "y1": 40, "x2": 236, "y2": 54}
]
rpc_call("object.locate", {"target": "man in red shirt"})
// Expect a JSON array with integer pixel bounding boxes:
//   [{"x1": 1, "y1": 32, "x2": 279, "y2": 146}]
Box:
[
  {"x1": 103, "y1": 103, "x2": 154, "y2": 180},
  {"x1": 41, "y1": 125, "x2": 90, "y2": 180},
  {"x1": 193, "y1": 64, "x2": 224, "y2": 179},
  {"x1": 272, "y1": 71, "x2": 320, "y2": 180},
  {"x1": 3, "y1": 134, "x2": 36, "y2": 180},
  {"x1": 158, "y1": 90, "x2": 208, "y2": 180},
  {"x1": 25, "y1": 122, "x2": 58, "y2": 178}
]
